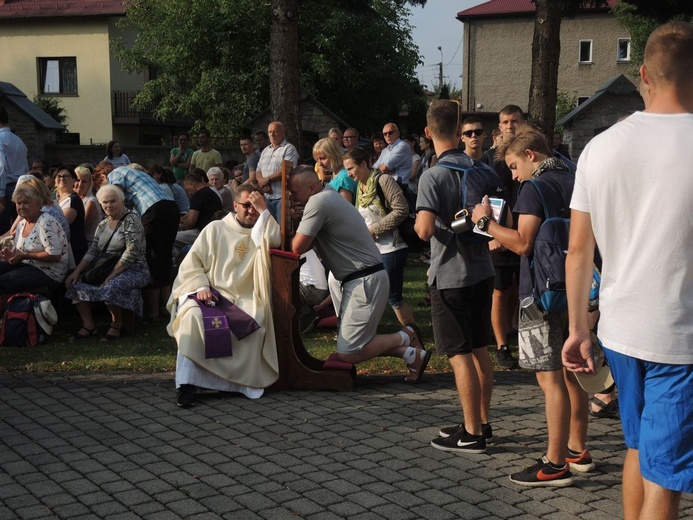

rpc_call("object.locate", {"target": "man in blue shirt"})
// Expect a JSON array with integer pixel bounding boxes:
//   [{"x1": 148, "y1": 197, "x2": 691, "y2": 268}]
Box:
[
  {"x1": 373, "y1": 123, "x2": 412, "y2": 186},
  {"x1": 0, "y1": 106, "x2": 28, "y2": 234}
]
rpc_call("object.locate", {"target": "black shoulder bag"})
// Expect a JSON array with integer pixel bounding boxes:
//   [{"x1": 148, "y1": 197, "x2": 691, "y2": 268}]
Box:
[{"x1": 80, "y1": 217, "x2": 126, "y2": 286}]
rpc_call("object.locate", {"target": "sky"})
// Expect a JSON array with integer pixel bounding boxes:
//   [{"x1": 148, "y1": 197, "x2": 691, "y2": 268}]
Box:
[{"x1": 408, "y1": 0, "x2": 487, "y2": 91}]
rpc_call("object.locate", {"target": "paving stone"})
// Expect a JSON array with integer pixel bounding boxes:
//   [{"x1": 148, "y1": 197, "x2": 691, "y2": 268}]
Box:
[{"x1": 2, "y1": 371, "x2": 684, "y2": 520}]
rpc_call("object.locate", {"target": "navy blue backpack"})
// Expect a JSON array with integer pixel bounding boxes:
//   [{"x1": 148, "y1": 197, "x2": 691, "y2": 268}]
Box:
[
  {"x1": 438, "y1": 160, "x2": 506, "y2": 244},
  {"x1": 519, "y1": 179, "x2": 571, "y2": 313}
]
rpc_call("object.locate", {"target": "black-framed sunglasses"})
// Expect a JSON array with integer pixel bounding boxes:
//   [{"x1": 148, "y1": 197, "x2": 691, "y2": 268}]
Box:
[
  {"x1": 462, "y1": 129, "x2": 485, "y2": 138},
  {"x1": 383, "y1": 131, "x2": 396, "y2": 136},
  {"x1": 236, "y1": 201, "x2": 253, "y2": 209}
]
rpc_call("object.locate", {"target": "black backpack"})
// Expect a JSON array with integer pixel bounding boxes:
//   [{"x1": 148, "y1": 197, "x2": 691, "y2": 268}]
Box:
[
  {"x1": 438, "y1": 160, "x2": 506, "y2": 244},
  {"x1": 0, "y1": 293, "x2": 45, "y2": 347},
  {"x1": 373, "y1": 174, "x2": 426, "y2": 248},
  {"x1": 519, "y1": 180, "x2": 570, "y2": 312}
]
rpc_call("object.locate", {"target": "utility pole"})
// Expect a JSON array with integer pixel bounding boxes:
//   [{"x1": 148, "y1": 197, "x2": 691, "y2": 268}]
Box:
[{"x1": 437, "y1": 46, "x2": 444, "y2": 90}]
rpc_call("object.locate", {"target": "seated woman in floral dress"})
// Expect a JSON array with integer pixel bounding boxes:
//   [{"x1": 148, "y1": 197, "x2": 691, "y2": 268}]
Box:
[{"x1": 65, "y1": 185, "x2": 150, "y2": 341}]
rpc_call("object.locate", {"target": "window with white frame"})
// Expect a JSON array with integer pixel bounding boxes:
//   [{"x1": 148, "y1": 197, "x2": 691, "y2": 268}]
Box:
[
  {"x1": 38, "y1": 57, "x2": 78, "y2": 95},
  {"x1": 617, "y1": 38, "x2": 631, "y2": 62},
  {"x1": 578, "y1": 40, "x2": 593, "y2": 64}
]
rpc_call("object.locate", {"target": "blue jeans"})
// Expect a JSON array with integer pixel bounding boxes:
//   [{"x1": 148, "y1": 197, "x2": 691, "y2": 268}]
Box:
[
  {"x1": 265, "y1": 198, "x2": 282, "y2": 223},
  {"x1": 381, "y1": 247, "x2": 409, "y2": 308}
]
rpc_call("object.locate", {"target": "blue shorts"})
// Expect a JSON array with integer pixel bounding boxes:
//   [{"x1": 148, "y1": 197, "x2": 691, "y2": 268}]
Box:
[{"x1": 603, "y1": 348, "x2": 693, "y2": 493}]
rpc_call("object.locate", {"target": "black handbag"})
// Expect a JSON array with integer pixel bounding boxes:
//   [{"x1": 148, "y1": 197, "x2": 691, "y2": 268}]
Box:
[{"x1": 80, "y1": 217, "x2": 126, "y2": 286}]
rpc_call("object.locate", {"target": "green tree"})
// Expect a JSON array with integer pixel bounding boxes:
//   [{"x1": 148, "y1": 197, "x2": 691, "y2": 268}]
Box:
[
  {"x1": 613, "y1": 1, "x2": 693, "y2": 69},
  {"x1": 32, "y1": 94, "x2": 68, "y2": 129},
  {"x1": 554, "y1": 90, "x2": 578, "y2": 132},
  {"x1": 433, "y1": 81, "x2": 461, "y2": 101},
  {"x1": 115, "y1": 0, "x2": 424, "y2": 139}
]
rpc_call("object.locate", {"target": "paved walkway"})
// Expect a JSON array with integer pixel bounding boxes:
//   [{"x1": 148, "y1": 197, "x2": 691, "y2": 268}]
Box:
[{"x1": 1, "y1": 371, "x2": 691, "y2": 520}]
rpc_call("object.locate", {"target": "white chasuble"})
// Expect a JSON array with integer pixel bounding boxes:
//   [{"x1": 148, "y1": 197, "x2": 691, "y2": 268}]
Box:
[{"x1": 167, "y1": 210, "x2": 281, "y2": 392}]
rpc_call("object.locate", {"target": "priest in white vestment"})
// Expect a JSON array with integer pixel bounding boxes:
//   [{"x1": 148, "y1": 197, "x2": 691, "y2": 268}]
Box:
[{"x1": 167, "y1": 186, "x2": 281, "y2": 406}]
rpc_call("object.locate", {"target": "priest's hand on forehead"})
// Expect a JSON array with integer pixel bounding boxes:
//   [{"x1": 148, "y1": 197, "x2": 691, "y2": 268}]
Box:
[{"x1": 247, "y1": 190, "x2": 267, "y2": 212}]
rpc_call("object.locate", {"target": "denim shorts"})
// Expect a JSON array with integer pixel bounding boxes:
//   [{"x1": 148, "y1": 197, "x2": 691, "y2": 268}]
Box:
[{"x1": 603, "y1": 347, "x2": 693, "y2": 493}]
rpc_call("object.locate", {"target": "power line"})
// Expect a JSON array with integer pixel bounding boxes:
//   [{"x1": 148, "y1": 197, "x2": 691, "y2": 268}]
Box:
[{"x1": 445, "y1": 35, "x2": 463, "y2": 67}]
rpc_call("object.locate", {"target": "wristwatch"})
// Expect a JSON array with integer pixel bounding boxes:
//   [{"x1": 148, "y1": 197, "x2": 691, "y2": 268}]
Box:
[{"x1": 477, "y1": 215, "x2": 492, "y2": 232}]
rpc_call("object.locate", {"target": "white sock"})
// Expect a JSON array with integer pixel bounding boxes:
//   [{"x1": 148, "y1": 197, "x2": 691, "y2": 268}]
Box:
[
  {"x1": 398, "y1": 330, "x2": 411, "y2": 347},
  {"x1": 405, "y1": 326, "x2": 426, "y2": 358},
  {"x1": 402, "y1": 346, "x2": 417, "y2": 364}
]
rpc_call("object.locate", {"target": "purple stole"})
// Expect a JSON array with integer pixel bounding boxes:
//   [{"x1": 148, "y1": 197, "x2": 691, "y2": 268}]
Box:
[{"x1": 191, "y1": 287, "x2": 260, "y2": 359}]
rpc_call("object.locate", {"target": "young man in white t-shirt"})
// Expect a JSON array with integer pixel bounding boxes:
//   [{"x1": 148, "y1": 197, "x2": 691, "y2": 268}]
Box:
[{"x1": 563, "y1": 22, "x2": 693, "y2": 519}]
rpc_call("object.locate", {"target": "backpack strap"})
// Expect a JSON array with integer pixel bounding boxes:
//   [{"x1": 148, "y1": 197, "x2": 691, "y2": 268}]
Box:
[
  {"x1": 524, "y1": 179, "x2": 551, "y2": 221},
  {"x1": 523, "y1": 178, "x2": 572, "y2": 221},
  {"x1": 373, "y1": 173, "x2": 391, "y2": 213}
]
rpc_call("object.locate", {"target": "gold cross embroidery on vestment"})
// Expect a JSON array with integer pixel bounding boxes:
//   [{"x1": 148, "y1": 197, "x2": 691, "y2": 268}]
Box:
[{"x1": 235, "y1": 240, "x2": 249, "y2": 260}]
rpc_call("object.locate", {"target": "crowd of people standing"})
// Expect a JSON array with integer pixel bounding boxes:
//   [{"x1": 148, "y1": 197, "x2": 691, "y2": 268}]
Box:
[{"x1": 0, "y1": 22, "x2": 690, "y2": 514}]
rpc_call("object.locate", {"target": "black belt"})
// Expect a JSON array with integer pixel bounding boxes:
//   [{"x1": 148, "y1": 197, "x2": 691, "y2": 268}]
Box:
[{"x1": 341, "y1": 263, "x2": 384, "y2": 287}]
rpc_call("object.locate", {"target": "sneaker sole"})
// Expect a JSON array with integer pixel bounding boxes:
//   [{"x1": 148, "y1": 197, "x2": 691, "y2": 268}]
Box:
[
  {"x1": 430, "y1": 440, "x2": 486, "y2": 454},
  {"x1": 509, "y1": 475, "x2": 574, "y2": 487},
  {"x1": 568, "y1": 462, "x2": 595, "y2": 473},
  {"x1": 439, "y1": 426, "x2": 493, "y2": 442}
]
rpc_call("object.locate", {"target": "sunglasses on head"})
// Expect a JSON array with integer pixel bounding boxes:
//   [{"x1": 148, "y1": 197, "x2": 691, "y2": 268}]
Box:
[{"x1": 462, "y1": 129, "x2": 484, "y2": 138}]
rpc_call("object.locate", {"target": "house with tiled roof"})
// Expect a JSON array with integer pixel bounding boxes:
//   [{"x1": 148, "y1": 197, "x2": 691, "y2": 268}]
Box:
[
  {"x1": 0, "y1": 0, "x2": 191, "y2": 147},
  {"x1": 457, "y1": 0, "x2": 634, "y2": 120}
]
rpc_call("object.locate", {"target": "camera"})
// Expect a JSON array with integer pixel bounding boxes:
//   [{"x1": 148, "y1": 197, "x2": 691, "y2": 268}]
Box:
[{"x1": 451, "y1": 209, "x2": 474, "y2": 234}]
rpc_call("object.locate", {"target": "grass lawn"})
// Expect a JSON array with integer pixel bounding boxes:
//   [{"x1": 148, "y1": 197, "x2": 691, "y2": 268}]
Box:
[{"x1": 0, "y1": 252, "x2": 518, "y2": 375}]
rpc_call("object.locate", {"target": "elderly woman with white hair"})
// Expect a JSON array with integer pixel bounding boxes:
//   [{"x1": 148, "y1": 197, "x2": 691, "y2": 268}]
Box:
[
  {"x1": 206, "y1": 167, "x2": 234, "y2": 214},
  {"x1": 65, "y1": 184, "x2": 150, "y2": 341},
  {"x1": 0, "y1": 179, "x2": 69, "y2": 296}
]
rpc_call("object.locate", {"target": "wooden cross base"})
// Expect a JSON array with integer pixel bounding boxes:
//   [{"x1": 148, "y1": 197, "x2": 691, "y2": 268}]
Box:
[{"x1": 269, "y1": 250, "x2": 355, "y2": 392}]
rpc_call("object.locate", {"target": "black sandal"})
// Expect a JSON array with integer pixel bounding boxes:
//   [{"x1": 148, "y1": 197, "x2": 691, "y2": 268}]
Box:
[
  {"x1": 589, "y1": 396, "x2": 619, "y2": 418},
  {"x1": 75, "y1": 327, "x2": 98, "y2": 339},
  {"x1": 100, "y1": 324, "x2": 122, "y2": 342}
]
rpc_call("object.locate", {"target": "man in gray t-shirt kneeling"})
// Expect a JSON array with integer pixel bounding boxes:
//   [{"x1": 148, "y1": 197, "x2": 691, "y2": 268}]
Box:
[{"x1": 288, "y1": 165, "x2": 431, "y2": 383}]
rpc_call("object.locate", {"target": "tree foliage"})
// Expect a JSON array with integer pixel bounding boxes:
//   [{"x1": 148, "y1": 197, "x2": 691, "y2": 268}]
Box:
[
  {"x1": 613, "y1": 1, "x2": 693, "y2": 69},
  {"x1": 554, "y1": 90, "x2": 578, "y2": 132},
  {"x1": 32, "y1": 94, "x2": 68, "y2": 129},
  {"x1": 115, "y1": 0, "x2": 423, "y2": 137},
  {"x1": 615, "y1": 0, "x2": 693, "y2": 22}
]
